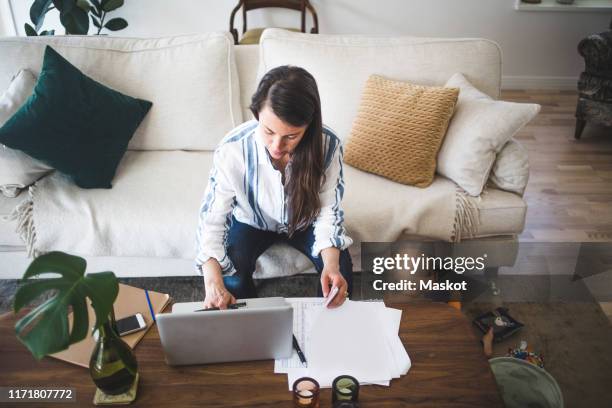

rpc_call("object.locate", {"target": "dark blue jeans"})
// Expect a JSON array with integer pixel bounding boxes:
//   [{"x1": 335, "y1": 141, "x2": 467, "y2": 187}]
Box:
[{"x1": 223, "y1": 216, "x2": 353, "y2": 299}]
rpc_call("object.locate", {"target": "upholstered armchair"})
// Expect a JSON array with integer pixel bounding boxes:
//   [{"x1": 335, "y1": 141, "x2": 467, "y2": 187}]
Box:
[{"x1": 575, "y1": 20, "x2": 612, "y2": 139}]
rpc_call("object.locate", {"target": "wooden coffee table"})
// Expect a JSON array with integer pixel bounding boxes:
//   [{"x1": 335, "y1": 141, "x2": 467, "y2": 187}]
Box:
[{"x1": 0, "y1": 301, "x2": 502, "y2": 407}]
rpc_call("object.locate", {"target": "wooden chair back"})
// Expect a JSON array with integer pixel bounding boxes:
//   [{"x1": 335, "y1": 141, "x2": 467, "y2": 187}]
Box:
[{"x1": 229, "y1": 0, "x2": 319, "y2": 44}]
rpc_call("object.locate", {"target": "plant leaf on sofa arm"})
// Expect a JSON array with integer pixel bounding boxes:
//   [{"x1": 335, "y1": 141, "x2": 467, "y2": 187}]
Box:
[{"x1": 13, "y1": 251, "x2": 119, "y2": 360}]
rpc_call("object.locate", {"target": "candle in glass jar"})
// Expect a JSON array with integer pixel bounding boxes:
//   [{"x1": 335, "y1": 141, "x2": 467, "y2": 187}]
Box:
[
  {"x1": 332, "y1": 375, "x2": 359, "y2": 403},
  {"x1": 292, "y1": 377, "x2": 320, "y2": 408}
]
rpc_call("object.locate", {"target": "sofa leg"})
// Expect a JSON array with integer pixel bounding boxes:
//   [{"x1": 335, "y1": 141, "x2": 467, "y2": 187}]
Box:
[{"x1": 574, "y1": 118, "x2": 586, "y2": 139}]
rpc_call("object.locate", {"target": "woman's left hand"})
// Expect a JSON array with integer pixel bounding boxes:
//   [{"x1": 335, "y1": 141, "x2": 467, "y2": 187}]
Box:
[{"x1": 321, "y1": 266, "x2": 348, "y2": 308}]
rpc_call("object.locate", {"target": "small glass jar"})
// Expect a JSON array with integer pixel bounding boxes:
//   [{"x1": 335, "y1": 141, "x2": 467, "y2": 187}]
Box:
[
  {"x1": 332, "y1": 375, "x2": 359, "y2": 403},
  {"x1": 292, "y1": 377, "x2": 320, "y2": 408}
]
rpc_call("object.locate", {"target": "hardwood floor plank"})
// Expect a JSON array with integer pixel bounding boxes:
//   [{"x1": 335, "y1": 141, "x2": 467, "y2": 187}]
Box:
[{"x1": 507, "y1": 90, "x2": 612, "y2": 243}]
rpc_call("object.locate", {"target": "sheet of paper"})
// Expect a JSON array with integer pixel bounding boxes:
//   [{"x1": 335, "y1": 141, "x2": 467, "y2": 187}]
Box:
[
  {"x1": 381, "y1": 306, "x2": 411, "y2": 377},
  {"x1": 364, "y1": 302, "x2": 405, "y2": 377},
  {"x1": 305, "y1": 300, "x2": 394, "y2": 385},
  {"x1": 392, "y1": 334, "x2": 412, "y2": 376},
  {"x1": 274, "y1": 297, "x2": 325, "y2": 373},
  {"x1": 385, "y1": 307, "x2": 411, "y2": 375},
  {"x1": 275, "y1": 298, "x2": 410, "y2": 389}
]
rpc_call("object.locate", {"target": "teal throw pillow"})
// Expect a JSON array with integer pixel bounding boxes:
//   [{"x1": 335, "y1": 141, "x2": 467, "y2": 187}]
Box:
[{"x1": 0, "y1": 46, "x2": 152, "y2": 188}]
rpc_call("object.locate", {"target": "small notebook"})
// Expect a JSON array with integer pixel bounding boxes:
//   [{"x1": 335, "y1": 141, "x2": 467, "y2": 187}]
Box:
[{"x1": 50, "y1": 283, "x2": 171, "y2": 368}]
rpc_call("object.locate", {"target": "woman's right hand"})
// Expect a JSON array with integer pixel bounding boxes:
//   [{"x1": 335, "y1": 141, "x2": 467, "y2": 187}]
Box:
[
  {"x1": 202, "y1": 259, "x2": 236, "y2": 309},
  {"x1": 203, "y1": 281, "x2": 236, "y2": 309}
]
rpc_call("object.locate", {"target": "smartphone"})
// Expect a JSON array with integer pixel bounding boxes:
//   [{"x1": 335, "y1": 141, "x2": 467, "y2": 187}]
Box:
[{"x1": 116, "y1": 313, "x2": 146, "y2": 336}]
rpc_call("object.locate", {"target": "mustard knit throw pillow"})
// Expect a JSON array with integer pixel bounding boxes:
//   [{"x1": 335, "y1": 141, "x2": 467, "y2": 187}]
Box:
[{"x1": 344, "y1": 75, "x2": 459, "y2": 187}]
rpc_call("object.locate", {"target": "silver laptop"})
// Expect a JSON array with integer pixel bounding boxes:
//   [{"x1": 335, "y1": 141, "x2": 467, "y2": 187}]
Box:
[{"x1": 157, "y1": 297, "x2": 293, "y2": 366}]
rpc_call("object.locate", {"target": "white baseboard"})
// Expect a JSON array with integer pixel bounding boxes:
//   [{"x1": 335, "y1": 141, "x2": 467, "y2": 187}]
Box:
[{"x1": 502, "y1": 75, "x2": 578, "y2": 90}]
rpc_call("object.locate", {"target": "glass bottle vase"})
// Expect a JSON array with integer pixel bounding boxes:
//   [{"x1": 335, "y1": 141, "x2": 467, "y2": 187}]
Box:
[{"x1": 89, "y1": 307, "x2": 139, "y2": 395}]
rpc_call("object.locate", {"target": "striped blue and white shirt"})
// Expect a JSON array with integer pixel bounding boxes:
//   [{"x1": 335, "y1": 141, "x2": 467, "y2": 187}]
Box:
[{"x1": 195, "y1": 119, "x2": 353, "y2": 276}]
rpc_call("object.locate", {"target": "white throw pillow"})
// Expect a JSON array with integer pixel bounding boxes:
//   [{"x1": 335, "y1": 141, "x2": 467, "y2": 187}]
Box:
[
  {"x1": 489, "y1": 138, "x2": 529, "y2": 196},
  {"x1": 437, "y1": 73, "x2": 540, "y2": 196},
  {"x1": 0, "y1": 70, "x2": 53, "y2": 197}
]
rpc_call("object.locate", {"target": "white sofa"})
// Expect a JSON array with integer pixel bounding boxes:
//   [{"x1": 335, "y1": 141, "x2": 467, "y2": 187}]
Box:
[{"x1": 0, "y1": 30, "x2": 526, "y2": 279}]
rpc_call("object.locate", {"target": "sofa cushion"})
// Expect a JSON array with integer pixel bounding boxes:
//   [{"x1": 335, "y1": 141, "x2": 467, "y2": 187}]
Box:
[
  {"x1": 0, "y1": 46, "x2": 152, "y2": 189},
  {"x1": 488, "y1": 138, "x2": 530, "y2": 196},
  {"x1": 344, "y1": 75, "x2": 458, "y2": 187},
  {"x1": 473, "y1": 188, "x2": 527, "y2": 237},
  {"x1": 437, "y1": 73, "x2": 539, "y2": 196},
  {"x1": 397, "y1": 187, "x2": 526, "y2": 240},
  {"x1": 259, "y1": 29, "x2": 502, "y2": 141},
  {"x1": 26, "y1": 150, "x2": 211, "y2": 257},
  {"x1": 235, "y1": 44, "x2": 259, "y2": 121},
  {"x1": 0, "y1": 70, "x2": 53, "y2": 197},
  {"x1": 1, "y1": 151, "x2": 526, "y2": 278},
  {"x1": 0, "y1": 33, "x2": 242, "y2": 151},
  {"x1": 21, "y1": 148, "x2": 458, "y2": 251},
  {"x1": 343, "y1": 166, "x2": 460, "y2": 243}
]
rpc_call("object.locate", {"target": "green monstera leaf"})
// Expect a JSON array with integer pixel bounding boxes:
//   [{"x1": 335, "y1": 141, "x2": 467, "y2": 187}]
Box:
[{"x1": 13, "y1": 251, "x2": 119, "y2": 360}]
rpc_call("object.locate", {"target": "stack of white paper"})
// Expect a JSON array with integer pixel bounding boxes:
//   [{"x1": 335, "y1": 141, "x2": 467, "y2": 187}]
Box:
[{"x1": 275, "y1": 298, "x2": 411, "y2": 390}]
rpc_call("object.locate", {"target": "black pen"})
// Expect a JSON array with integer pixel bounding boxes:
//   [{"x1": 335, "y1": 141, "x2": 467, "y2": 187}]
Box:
[{"x1": 292, "y1": 335, "x2": 307, "y2": 366}]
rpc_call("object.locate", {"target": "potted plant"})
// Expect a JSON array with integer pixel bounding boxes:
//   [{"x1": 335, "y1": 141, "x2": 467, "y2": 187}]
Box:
[
  {"x1": 25, "y1": 0, "x2": 129, "y2": 36},
  {"x1": 13, "y1": 251, "x2": 138, "y2": 396}
]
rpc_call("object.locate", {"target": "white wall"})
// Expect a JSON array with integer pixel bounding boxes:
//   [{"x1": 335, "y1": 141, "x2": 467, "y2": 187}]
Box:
[
  {"x1": 0, "y1": 0, "x2": 17, "y2": 36},
  {"x1": 4, "y1": 0, "x2": 612, "y2": 89}
]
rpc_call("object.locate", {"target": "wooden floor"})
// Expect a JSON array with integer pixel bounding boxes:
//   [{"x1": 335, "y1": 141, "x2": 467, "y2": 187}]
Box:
[
  {"x1": 502, "y1": 89, "x2": 612, "y2": 322},
  {"x1": 502, "y1": 89, "x2": 612, "y2": 242}
]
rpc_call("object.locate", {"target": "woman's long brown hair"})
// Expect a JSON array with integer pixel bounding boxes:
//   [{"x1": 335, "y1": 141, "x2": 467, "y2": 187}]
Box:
[{"x1": 250, "y1": 66, "x2": 325, "y2": 236}]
